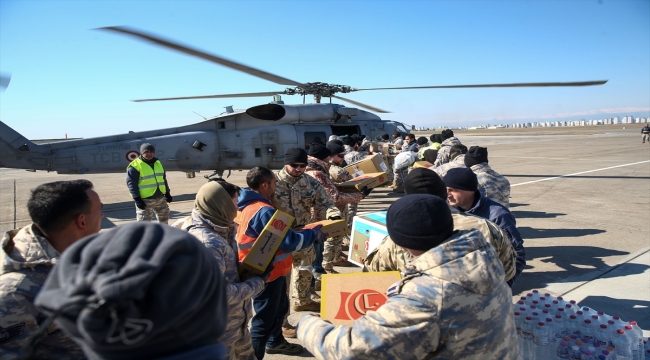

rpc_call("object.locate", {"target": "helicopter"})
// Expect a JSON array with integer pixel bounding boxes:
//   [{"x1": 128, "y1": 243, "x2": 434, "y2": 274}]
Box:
[{"x1": 0, "y1": 26, "x2": 607, "y2": 179}]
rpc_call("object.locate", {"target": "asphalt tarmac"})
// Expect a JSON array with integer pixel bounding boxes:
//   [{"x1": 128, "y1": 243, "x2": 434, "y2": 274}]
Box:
[{"x1": 1, "y1": 126, "x2": 649, "y2": 358}]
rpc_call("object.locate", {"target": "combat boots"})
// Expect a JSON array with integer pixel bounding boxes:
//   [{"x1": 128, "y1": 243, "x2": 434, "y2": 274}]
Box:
[{"x1": 292, "y1": 302, "x2": 321, "y2": 312}]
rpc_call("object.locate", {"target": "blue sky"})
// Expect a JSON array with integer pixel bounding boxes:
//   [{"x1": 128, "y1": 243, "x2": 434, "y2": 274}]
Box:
[{"x1": 1, "y1": 0, "x2": 648, "y2": 138}]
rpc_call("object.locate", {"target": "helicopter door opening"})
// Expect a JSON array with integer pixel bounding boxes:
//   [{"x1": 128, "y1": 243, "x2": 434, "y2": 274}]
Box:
[
  {"x1": 330, "y1": 125, "x2": 361, "y2": 137},
  {"x1": 304, "y1": 131, "x2": 327, "y2": 151}
]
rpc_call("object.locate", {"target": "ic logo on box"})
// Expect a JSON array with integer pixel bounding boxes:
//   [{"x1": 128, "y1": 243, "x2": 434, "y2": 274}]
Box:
[
  {"x1": 334, "y1": 289, "x2": 388, "y2": 320},
  {"x1": 272, "y1": 219, "x2": 287, "y2": 231}
]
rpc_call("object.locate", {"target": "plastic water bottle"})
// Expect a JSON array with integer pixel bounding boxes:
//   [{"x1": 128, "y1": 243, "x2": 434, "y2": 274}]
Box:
[
  {"x1": 628, "y1": 321, "x2": 643, "y2": 359},
  {"x1": 565, "y1": 304, "x2": 577, "y2": 317},
  {"x1": 567, "y1": 315, "x2": 582, "y2": 337},
  {"x1": 611, "y1": 315, "x2": 627, "y2": 329},
  {"x1": 569, "y1": 300, "x2": 579, "y2": 312},
  {"x1": 556, "y1": 306, "x2": 567, "y2": 318},
  {"x1": 576, "y1": 310, "x2": 586, "y2": 322},
  {"x1": 581, "y1": 307, "x2": 596, "y2": 316},
  {"x1": 532, "y1": 321, "x2": 550, "y2": 360},
  {"x1": 569, "y1": 345, "x2": 583, "y2": 360},
  {"x1": 524, "y1": 293, "x2": 535, "y2": 306},
  {"x1": 598, "y1": 311, "x2": 612, "y2": 323},
  {"x1": 624, "y1": 325, "x2": 640, "y2": 360},
  {"x1": 645, "y1": 349, "x2": 650, "y2": 360},
  {"x1": 613, "y1": 329, "x2": 634, "y2": 360},
  {"x1": 591, "y1": 315, "x2": 604, "y2": 327},
  {"x1": 557, "y1": 341, "x2": 570, "y2": 359},
  {"x1": 520, "y1": 316, "x2": 534, "y2": 359},
  {"x1": 514, "y1": 312, "x2": 524, "y2": 354},
  {"x1": 531, "y1": 311, "x2": 540, "y2": 322},
  {"x1": 594, "y1": 324, "x2": 610, "y2": 347},
  {"x1": 546, "y1": 318, "x2": 557, "y2": 358},
  {"x1": 580, "y1": 319, "x2": 595, "y2": 342},
  {"x1": 531, "y1": 289, "x2": 541, "y2": 302},
  {"x1": 554, "y1": 314, "x2": 567, "y2": 340},
  {"x1": 581, "y1": 350, "x2": 595, "y2": 360},
  {"x1": 600, "y1": 349, "x2": 611, "y2": 360}
]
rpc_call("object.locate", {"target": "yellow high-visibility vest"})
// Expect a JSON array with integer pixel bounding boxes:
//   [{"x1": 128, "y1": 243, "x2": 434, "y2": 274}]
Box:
[{"x1": 128, "y1": 158, "x2": 167, "y2": 198}]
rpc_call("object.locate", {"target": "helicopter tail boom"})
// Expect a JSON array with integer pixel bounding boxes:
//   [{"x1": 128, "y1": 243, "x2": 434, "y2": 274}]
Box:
[{"x1": 0, "y1": 121, "x2": 47, "y2": 170}]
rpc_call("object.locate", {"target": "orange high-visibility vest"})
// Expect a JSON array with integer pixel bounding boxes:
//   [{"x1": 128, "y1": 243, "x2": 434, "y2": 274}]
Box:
[{"x1": 235, "y1": 201, "x2": 293, "y2": 282}]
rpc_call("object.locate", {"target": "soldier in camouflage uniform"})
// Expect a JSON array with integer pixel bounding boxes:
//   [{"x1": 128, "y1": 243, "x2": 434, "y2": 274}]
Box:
[
  {"x1": 298, "y1": 195, "x2": 519, "y2": 360},
  {"x1": 464, "y1": 146, "x2": 511, "y2": 208},
  {"x1": 434, "y1": 129, "x2": 462, "y2": 167},
  {"x1": 173, "y1": 180, "x2": 263, "y2": 360},
  {"x1": 365, "y1": 168, "x2": 516, "y2": 283},
  {"x1": 357, "y1": 135, "x2": 371, "y2": 153},
  {"x1": 432, "y1": 144, "x2": 468, "y2": 178},
  {"x1": 273, "y1": 148, "x2": 341, "y2": 312},
  {"x1": 1, "y1": 180, "x2": 103, "y2": 359},
  {"x1": 342, "y1": 137, "x2": 364, "y2": 165}
]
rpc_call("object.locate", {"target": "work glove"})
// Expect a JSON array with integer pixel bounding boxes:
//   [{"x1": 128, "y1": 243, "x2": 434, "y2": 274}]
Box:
[
  {"x1": 312, "y1": 225, "x2": 326, "y2": 245},
  {"x1": 134, "y1": 197, "x2": 146, "y2": 210},
  {"x1": 260, "y1": 256, "x2": 275, "y2": 282},
  {"x1": 361, "y1": 186, "x2": 373, "y2": 197},
  {"x1": 327, "y1": 215, "x2": 342, "y2": 221},
  {"x1": 165, "y1": 192, "x2": 173, "y2": 203}
]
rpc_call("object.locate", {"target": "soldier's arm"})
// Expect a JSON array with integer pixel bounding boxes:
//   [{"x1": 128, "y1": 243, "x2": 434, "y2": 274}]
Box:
[
  {"x1": 312, "y1": 179, "x2": 342, "y2": 219},
  {"x1": 297, "y1": 285, "x2": 441, "y2": 359},
  {"x1": 0, "y1": 287, "x2": 44, "y2": 359},
  {"x1": 126, "y1": 166, "x2": 141, "y2": 199},
  {"x1": 493, "y1": 213, "x2": 525, "y2": 284},
  {"x1": 485, "y1": 220, "x2": 517, "y2": 282},
  {"x1": 317, "y1": 172, "x2": 364, "y2": 207},
  {"x1": 248, "y1": 206, "x2": 316, "y2": 253}
]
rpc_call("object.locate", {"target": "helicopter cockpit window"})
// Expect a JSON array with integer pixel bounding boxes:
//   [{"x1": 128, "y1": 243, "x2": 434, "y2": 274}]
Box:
[
  {"x1": 304, "y1": 132, "x2": 326, "y2": 150},
  {"x1": 396, "y1": 124, "x2": 409, "y2": 133}
]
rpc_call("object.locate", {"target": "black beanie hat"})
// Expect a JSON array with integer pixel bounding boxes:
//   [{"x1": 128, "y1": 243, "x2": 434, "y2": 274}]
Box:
[
  {"x1": 433, "y1": 134, "x2": 443, "y2": 143},
  {"x1": 308, "y1": 142, "x2": 331, "y2": 160},
  {"x1": 404, "y1": 168, "x2": 447, "y2": 199},
  {"x1": 382, "y1": 134, "x2": 390, "y2": 140},
  {"x1": 140, "y1": 143, "x2": 155, "y2": 153},
  {"x1": 464, "y1": 146, "x2": 489, "y2": 168},
  {"x1": 342, "y1": 137, "x2": 357, "y2": 146},
  {"x1": 387, "y1": 194, "x2": 454, "y2": 251},
  {"x1": 443, "y1": 167, "x2": 478, "y2": 191},
  {"x1": 429, "y1": 134, "x2": 437, "y2": 142},
  {"x1": 284, "y1": 147, "x2": 308, "y2": 164},
  {"x1": 34, "y1": 222, "x2": 227, "y2": 360},
  {"x1": 326, "y1": 141, "x2": 345, "y2": 155},
  {"x1": 416, "y1": 137, "x2": 428, "y2": 146}
]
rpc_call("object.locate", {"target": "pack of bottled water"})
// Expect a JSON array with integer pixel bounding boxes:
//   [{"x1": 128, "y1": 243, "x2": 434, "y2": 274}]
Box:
[{"x1": 513, "y1": 289, "x2": 646, "y2": 360}]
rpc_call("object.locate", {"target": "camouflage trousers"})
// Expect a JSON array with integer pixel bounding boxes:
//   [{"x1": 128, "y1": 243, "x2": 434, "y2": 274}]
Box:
[
  {"x1": 322, "y1": 235, "x2": 344, "y2": 271},
  {"x1": 347, "y1": 203, "x2": 357, "y2": 234},
  {"x1": 385, "y1": 155, "x2": 395, "y2": 182},
  {"x1": 136, "y1": 196, "x2": 170, "y2": 224},
  {"x1": 393, "y1": 167, "x2": 408, "y2": 186},
  {"x1": 221, "y1": 320, "x2": 256, "y2": 360},
  {"x1": 290, "y1": 245, "x2": 316, "y2": 306}
]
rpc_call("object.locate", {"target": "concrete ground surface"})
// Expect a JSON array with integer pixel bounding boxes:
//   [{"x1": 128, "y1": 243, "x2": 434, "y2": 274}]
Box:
[{"x1": 1, "y1": 126, "x2": 649, "y2": 358}]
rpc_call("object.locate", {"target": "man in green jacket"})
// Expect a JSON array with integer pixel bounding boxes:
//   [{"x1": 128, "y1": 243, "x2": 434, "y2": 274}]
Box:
[{"x1": 127, "y1": 143, "x2": 172, "y2": 223}]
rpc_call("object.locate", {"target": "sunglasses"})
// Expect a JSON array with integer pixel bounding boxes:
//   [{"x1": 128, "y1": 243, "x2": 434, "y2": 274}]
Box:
[{"x1": 289, "y1": 163, "x2": 307, "y2": 169}]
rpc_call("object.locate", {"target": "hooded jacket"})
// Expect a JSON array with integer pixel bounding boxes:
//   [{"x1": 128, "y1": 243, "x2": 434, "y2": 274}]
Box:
[
  {"x1": 434, "y1": 137, "x2": 462, "y2": 167},
  {"x1": 0, "y1": 225, "x2": 84, "y2": 360},
  {"x1": 297, "y1": 229, "x2": 519, "y2": 360},
  {"x1": 462, "y1": 191, "x2": 524, "y2": 286},
  {"x1": 305, "y1": 156, "x2": 364, "y2": 211}
]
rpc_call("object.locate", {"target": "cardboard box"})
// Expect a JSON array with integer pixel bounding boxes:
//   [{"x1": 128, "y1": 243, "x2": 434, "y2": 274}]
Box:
[
  {"x1": 413, "y1": 161, "x2": 434, "y2": 169},
  {"x1": 344, "y1": 153, "x2": 389, "y2": 177},
  {"x1": 336, "y1": 172, "x2": 389, "y2": 193},
  {"x1": 303, "y1": 219, "x2": 349, "y2": 238},
  {"x1": 321, "y1": 272, "x2": 402, "y2": 326},
  {"x1": 348, "y1": 212, "x2": 388, "y2": 266},
  {"x1": 238, "y1": 210, "x2": 294, "y2": 281}
]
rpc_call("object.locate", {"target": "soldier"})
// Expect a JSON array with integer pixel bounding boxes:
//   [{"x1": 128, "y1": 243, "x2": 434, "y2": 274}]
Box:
[
  {"x1": 464, "y1": 146, "x2": 511, "y2": 208},
  {"x1": 391, "y1": 131, "x2": 404, "y2": 149},
  {"x1": 126, "y1": 143, "x2": 172, "y2": 223},
  {"x1": 173, "y1": 180, "x2": 264, "y2": 360},
  {"x1": 433, "y1": 144, "x2": 468, "y2": 178},
  {"x1": 35, "y1": 223, "x2": 229, "y2": 360},
  {"x1": 273, "y1": 148, "x2": 341, "y2": 312},
  {"x1": 1, "y1": 180, "x2": 103, "y2": 359},
  {"x1": 434, "y1": 129, "x2": 462, "y2": 167},
  {"x1": 364, "y1": 168, "x2": 517, "y2": 284},
  {"x1": 306, "y1": 143, "x2": 368, "y2": 278},
  {"x1": 443, "y1": 167, "x2": 525, "y2": 286},
  {"x1": 358, "y1": 135, "x2": 371, "y2": 153},
  {"x1": 342, "y1": 137, "x2": 364, "y2": 165},
  {"x1": 297, "y1": 195, "x2": 519, "y2": 359},
  {"x1": 642, "y1": 124, "x2": 650, "y2": 143},
  {"x1": 236, "y1": 167, "x2": 324, "y2": 358}
]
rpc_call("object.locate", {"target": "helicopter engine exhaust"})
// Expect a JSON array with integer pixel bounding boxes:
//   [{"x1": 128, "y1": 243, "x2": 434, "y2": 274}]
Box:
[{"x1": 246, "y1": 103, "x2": 346, "y2": 123}]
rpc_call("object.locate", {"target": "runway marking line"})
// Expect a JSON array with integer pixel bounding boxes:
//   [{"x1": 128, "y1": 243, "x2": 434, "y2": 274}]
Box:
[{"x1": 511, "y1": 160, "x2": 650, "y2": 187}]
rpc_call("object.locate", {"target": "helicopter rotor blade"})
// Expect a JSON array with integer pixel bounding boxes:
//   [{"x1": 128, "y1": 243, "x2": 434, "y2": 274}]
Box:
[
  {"x1": 133, "y1": 91, "x2": 286, "y2": 102},
  {"x1": 331, "y1": 95, "x2": 389, "y2": 113},
  {"x1": 97, "y1": 26, "x2": 304, "y2": 87},
  {"x1": 352, "y1": 80, "x2": 608, "y2": 91},
  {"x1": 0, "y1": 73, "x2": 11, "y2": 91}
]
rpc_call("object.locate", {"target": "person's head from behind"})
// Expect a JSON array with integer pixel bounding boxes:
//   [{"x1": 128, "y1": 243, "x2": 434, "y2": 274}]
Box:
[
  {"x1": 326, "y1": 141, "x2": 346, "y2": 166},
  {"x1": 392, "y1": 131, "x2": 401, "y2": 139},
  {"x1": 416, "y1": 137, "x2": 428, "y2": 148},
  {"x1": 195, "y1": 180, "x2": 240, "y2": 228},
  {"x1": 342, "y1": 136, "x2": 357, "y2": 149},
  {"x1": 449, "y1": 144, "x2": 468, "y2": 159},
  {"x1": 387, "y1": 194, "x2": 454, "y2": 257},
  {"x1": 246, "y1": 166, "x2": 277, "y2": 200},
  {"x1": 464, "y1": 146, "x2": 489, "y2": 168},
  {"x1": 307, "y1": 142, "x2": 332, "y2": 162},
  {"x1": 35, "y1": 222, "x2": 228, "y2": 360},
  {"x1": 441, "y1": 129, "x2": 455, "y2": 141},
  {"x1": 404, "y1": 168, "x2": 447, "y2": 199},
  {"x1": 381, "y1": 134, "x2": 390, "y2": 141},
  {"x1": 443, "y1": 168, "x2": 478, "y2": 211},
  {"x1": 27, "y1": 180, "x2": 103, "y2": 252}
]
